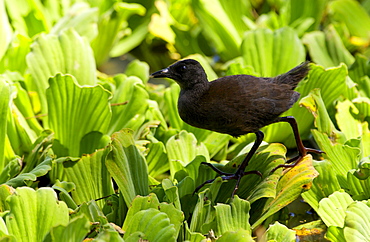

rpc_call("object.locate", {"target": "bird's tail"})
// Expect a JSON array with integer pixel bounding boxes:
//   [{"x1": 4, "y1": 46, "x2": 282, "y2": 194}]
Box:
[{"x1": 273, "y1": 61, "x2": 310, "y2": 89}]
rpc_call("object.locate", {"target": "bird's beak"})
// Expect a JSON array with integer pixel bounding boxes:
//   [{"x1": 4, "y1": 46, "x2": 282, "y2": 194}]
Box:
[{"x1": 150, "y1": 68, "x2": 170, "y2": 78}]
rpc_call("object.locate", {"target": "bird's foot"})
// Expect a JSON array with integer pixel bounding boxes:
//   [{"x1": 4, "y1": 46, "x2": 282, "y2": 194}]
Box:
[
  {"x1": 193, "y1": 162, "x2": 262, "y2": 197},
  {"x1": 270, "y1": 147, "x2": 324, "y2": 174}
]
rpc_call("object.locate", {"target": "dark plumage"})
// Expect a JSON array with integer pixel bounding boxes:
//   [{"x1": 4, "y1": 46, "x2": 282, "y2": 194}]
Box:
[{"x1": 151, "y1": 59, "x2": 322, "y2": 196}]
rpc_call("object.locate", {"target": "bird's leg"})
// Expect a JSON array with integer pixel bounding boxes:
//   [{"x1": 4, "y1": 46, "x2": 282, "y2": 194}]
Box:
[
  {"x1": 270, "y1": 116, "x2": 324, "y2": 173},
  {"x1": 194, "y1": 131, "x2": 264, "y2": 196}
]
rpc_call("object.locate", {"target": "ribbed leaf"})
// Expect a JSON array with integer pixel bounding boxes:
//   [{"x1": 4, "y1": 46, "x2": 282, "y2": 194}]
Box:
[
  {"x1": 51, "y1": 3, "x2": 98, "y2": 41},
  {"x1": 237, "y1": 143, "x2": 286, "y2": 202},
  {"x1": 6, "y1": 156, "x2": 52, "y2": 188},
  {"x1": 241, "y1": 27, "x2": 305, "y2": 77},
  {"x1": 4, "y1": 0, "x2": 49, "y2": 37},
  {"x1": 12, "y1": 82, "x2": 43, "y2": 135},
  {"x1": 26, "y1": 29, "x2": 97, "y2": 114},
  {"x1": 0, "y1": 184, "x2": 14, "y2": 212},
  {"x1": 46, "y1": 74, "x2": 111, "y2": 157},
  {"x1": 146, "y1": 142, "x2": 169, "y2": 178},
  {"x1": 0, "y1": 77, "x2": 10, "y2": 169},
  {"x1": 217, "y1": 229, "x2": 254, "y2": 241},
  {"x1": 344, "y1": 202, "x2": 370, "y2": 241},
  {"x1": 214, "y1": 196, "x2": 251, "y2": 236},
  {"x1": 124, "y1": 209, "x2": 176, "y2": 241},
  {"x1": 289, "y1": 0, "x2": 327, "y2": 31},
  {"x1": 265, "y1": 222, "x2": 296, "y2": 242},
  {"x1": 353, "y1": 97, "x2": 370, "y2": 122},
  {"x1": 335, "y1": 100, "x2": 362, "y2": 140},
  {"x1": 317, "y1": 191, "x2": 353, "y2": 227},
  {"x1": 108, "y1": 75, "x2": 149, "y2": 134},
  {"x1": 91, "y1": 2, "x2": 145, "y2": 66},
  {"x1": 5, "y1": 187, "x2": 69, "y2": 242},
  {"x1": 166, "y1": 130, "x2": 209, "y2": 179},
  {"x1": 302, "y1": 160, "x2": 342, "y2": 211},
  {"x1": 303, "y1": 25, "x2": 355, "y2": 68},
  {"x1": 0, "y1": 34, "x2": 32, "y2": 74},
  {"x1": 62, "y1": 149, "x2": 113, "y2": 208},
  {"x1": 326, "y1": 226, "x2": 346, "y2": 242},
  {"x1": 122, "y1": 194, "x2": 183, "y2": 240},
  {"x1": 192, "y1": 0, "x2": 243, "y2": 61},
  {"x1": 106, "y1": 129, "x2": 149, "y2": 207},
  {"x1": 252, "y1": 155, "x2": 318, "y2": 229},
  {"x1": 43, "y1": 215, "x2": 90, "y2": 242},
  {"x1": 328, "y1": 0, "x2": 370, "y2": 40},
  {"x1": 300, "y1": 88, "x2": 361, "y2": 180}
]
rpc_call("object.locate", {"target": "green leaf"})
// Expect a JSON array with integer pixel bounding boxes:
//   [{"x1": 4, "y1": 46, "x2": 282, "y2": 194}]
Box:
[
  {"x1": 0, "y1": 158, "x2": 21, "y2": 184},
  {"x1": 302, "y1": 25, "x2": 355, "y2": 68},
  {"x1": 46, "y1": 74, "x2": 111, "y2": 157},
  {"x1": 0, "y1": 184, "x2": 14, "y2": 212},
  {"x1": 344, "y1": 201, "x2": 370, "y2": 241},
  {"x1": 0, "y1": 77, "x2": 10, "y2": 169},
  {"x1": 106, "y1": 129, "x2": 149, "y2": 207},
  {"x1": 94, "y1": 225, "x2": 125, "y2": 242},
  {"x1": 7, "y1": 98, "x2": 35, "y2": 156},
  {"x1": 108, "y1": 75, "x2": 149, "y2": 135},
  {"x1": 317, "y1": 191, "x2": 354, "y2": 227},
  {"x1": 216, "y1": 229, "x2": 254, "y2": 241},
  {"x1": 326, "y1": 226, "x2": 346, "y2": 241},
  {"x1": 12, "y1": 81, "x2": 43, "y2": 135},
  {"x1": 26, "y1": 28, "x2": 97, "y2": 114},
  {"x1": 0, "y1": 0, "x2": 12, "y2": 60},
  {"x1": 122, "y1": 194, "x2": 183, "y2": 240},
  {"x1": 328, "y1": 0, "x2": 370, "y2": 40},
  {"x1": 51, "y1": 3, "x2": 98, "y2": 41},
  {"x1": 91, "y1": 2, "x2": 146, "y2": 66},
  {"x1": 162, "y1": 179, "x2": 181, "y2": 210},
  {"x1": 4, "y1": 0, "x2": 49, "y2": 37},
  {"x1": 353, "y1": 97, "x2": 370, "y2": 122},
  {"x1": 124, "y1": 209, "x2": 176, "y2": 241},
  {"x1": 4, "y1": 187, "x2": 69, "y2": 242},
  {"x1": 264, "y1": 221, "x2": 296, "y2": 242},
  {"x1": 192, "y1": 0, "x2": 244, "y2": 61},
  {"x1": 6, "y1": 156, "x2": 52, "y2": 188},
  {"x1": 241, "y1": 27, "x2": 305, "y2": 77},
  {"x1": 237, "y1": 143, "x2": 286, "y2": 202},
  {"x1": 62, "y1": 149, "x2": 114, "y2": 208},
  {"x1": 252, "y1": 155, "x2": 318, "y2": 229},
  {"x1": 146, "y1": 142, "x2": 169, "y2": 178},
  {"x1": 300, "y1": 88, "x2": 346, "y2": 142},
  {"x1": 166, "y1": 130, "x2": 209, "y2": 179},
  {"x1": 288, "y1": 0, "x2": 327, "y2": 31},
  {"x1": 189, "y1": 186, "x2": 219, "y2": 234},
  {"x1": 124, "y1": 59, "x2": 150, "y2": 84},
  {"x1": 302, "y1": 160, "x2": 342, "y2": 211},
  {"x1": 300, "y1": 88, "x2": 361, "y2": 180},
  {"x1": 335, "y1": 100, "x2": 362, "y2": 140},
  {"x1": 43, "y1": 215, "x2": 90, "y2": 242},
  {"x1": 214, "y1": 196, "x2": 251, "y2": 236},
  {"x1": 0, "y1": 34, "x2": 32, "y2": 74},
  {"x1": 348, "y1": 54, "x2": 370, "y2": 96}
]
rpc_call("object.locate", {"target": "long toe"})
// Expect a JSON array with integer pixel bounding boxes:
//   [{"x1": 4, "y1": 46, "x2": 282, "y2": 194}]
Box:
[
  {"x1": 270, "y1": 155, "x2": 303, "y2": 174},
  {"x1": 193, "y1": 170, "x2": 263, "y2": 197},
  {"x1": 304, "y1": 147, "x2": 325, "y2": 154}
]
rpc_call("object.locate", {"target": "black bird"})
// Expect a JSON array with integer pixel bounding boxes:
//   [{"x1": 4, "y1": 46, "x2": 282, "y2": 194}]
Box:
[{"x1": 151, "y1": 59, "x2": 322, "y2": 196}]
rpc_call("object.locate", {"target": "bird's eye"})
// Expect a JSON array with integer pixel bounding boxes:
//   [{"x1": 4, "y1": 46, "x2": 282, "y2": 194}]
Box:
[{"x1": 180, "y1": 65, "x2": 187, "y2": 71}]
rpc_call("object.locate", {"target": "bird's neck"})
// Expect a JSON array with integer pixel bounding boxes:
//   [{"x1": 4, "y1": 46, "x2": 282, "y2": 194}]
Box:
[{"x1": 180, "y1": 81, "x2": 209, "y2": 98}]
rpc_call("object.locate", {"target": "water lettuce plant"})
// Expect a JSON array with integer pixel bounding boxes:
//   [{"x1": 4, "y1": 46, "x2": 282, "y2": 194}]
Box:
[{"x1": 0, "y1": 0, "x2": 370, "y2": 241}]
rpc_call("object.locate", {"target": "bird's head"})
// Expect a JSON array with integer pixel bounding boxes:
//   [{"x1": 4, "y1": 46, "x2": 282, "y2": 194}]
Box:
[{"x1": 150, "y1": 59, "x2": 208, "y2": 90}]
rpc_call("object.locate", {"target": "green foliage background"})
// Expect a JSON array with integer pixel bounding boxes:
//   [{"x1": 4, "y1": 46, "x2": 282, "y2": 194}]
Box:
[{"x1": 1, "y1": 0, "x2": 370, "y2": 241}]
